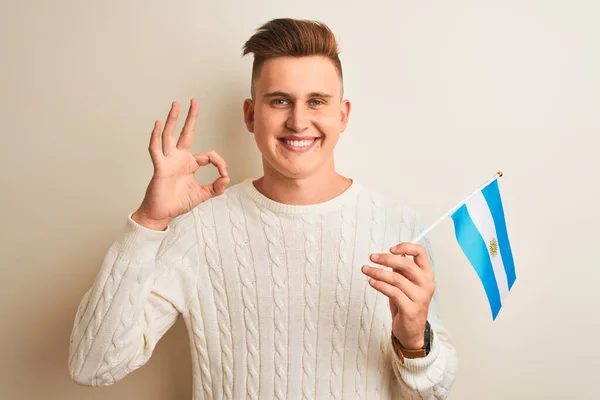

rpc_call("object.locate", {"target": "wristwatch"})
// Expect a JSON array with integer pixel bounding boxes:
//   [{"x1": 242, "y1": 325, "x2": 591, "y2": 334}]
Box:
[{"x1": 391, "y1": 320, "x2": 432, "y2": 363}]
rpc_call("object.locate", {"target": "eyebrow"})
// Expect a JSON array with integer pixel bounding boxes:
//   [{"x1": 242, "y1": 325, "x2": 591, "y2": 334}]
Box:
[{"x1": 263, "y1": 91, "x2": 334, "y2": 98}]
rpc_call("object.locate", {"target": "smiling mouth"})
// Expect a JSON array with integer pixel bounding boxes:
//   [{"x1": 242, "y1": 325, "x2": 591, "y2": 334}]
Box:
[
  {"x1": 279, "y1": 137, "x2": 319, "y2": 148},
  {"x1": 277, "y1": 136, "x2": 321, "y2": 152}
]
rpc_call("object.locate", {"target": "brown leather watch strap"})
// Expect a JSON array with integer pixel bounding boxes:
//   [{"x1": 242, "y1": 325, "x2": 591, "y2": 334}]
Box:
[{"x1": 391, "y1": 334, "x2": 427, "y2": 363}]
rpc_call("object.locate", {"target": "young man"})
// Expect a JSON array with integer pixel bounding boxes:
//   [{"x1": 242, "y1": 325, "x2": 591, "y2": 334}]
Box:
[{"x1": 69, "y1": 18, "x2": 458, "y2": 399}]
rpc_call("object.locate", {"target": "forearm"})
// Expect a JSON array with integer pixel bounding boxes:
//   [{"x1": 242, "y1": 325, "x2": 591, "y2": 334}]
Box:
[{"x1": 68, "y1": 215, "x2": 179, "y2": 386}]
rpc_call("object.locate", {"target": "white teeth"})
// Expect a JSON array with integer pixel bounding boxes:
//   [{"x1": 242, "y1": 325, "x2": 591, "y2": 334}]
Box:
[{"x1": 284, "y1": 139, "x2": 315, "y2": 148}]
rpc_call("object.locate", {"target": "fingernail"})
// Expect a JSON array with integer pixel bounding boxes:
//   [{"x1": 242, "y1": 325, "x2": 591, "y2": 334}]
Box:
[
  {"x1": 371, "y1": 254, "x2": 379, "y2": 260},
  {"x1": 361, "y1": 265, "x2": 368, "y2": 273}
]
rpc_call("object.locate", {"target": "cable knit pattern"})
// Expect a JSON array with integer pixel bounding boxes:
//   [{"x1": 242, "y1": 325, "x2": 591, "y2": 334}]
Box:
[
  {"x1": 379, "y1": 305, "x2": 393, "y2": 396},
  {"x1": 73, "y1": 290, "x2": 91, "y2": 328},
  {"x1": 260, "y1": 208, "x2": 289, "y2": 400},
  {"x1": 226, "y1": 190, "x2": 261, "y2": 400},
  {"x1": 190, "y1": 306, "x2": 213, "y2": 399},
  {"x1": 301, "y1": 214, "x2": 320, "y2": 400},
  {"x1": 68, "y1": 179, "x2": 459, "y2": 400},
  {"x1": 199, "y1": 205, "x2": 234, "y2": 399},
  {"x1": 329, "y1": 203, "x2": 355, "y2": 399},
  {"x1": 94, "y1": 263, "x2": 145, "y2": 382},
  {"x1": 355, "y1": 195, "x2": 386, "y2": 399},
  {"x1": 71, "y1": 254, "x2": 130, "y2": 380},
  {"x1": 377, "y1": 206, "x2": 407, "y2": 396}
]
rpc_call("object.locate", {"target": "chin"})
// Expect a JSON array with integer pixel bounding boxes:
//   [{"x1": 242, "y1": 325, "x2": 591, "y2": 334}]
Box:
[
  {"x1": 260, "y1": 143, "x2": 331, "y2": 180},
  {"x1": 279, "y1": 162, "x2": 328, "y2": 180}
]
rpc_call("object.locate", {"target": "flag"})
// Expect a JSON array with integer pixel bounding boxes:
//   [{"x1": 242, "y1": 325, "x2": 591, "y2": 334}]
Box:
[{"x1": 450, "y1": 178, "x2": 516, "y2": 320}]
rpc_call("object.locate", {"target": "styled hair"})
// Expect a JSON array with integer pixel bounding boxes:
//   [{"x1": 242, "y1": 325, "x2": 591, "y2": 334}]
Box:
[{"x1": 242, "y1": 18, "x2": 343, "y2": 97}]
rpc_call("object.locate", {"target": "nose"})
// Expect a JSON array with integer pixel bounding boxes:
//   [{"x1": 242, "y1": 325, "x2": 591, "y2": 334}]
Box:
[{"x1": 285, "y1": 104, "x2": 309, "y2": 132}]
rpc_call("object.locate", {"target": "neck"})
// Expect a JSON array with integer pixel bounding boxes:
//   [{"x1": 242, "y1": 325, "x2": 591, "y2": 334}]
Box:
[{"x1": 254, "y1": 164, "x2": 352, "y2": 206}]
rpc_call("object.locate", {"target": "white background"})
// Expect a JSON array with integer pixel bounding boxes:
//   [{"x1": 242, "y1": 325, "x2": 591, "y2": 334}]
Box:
[{"x1": 1, "y1": 1, "x2": 598, "y2": 399}]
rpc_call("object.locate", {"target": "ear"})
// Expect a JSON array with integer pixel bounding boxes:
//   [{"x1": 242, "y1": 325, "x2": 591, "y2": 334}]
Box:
[
  {"x1": 340, "y1": 99, "x2": 351, "y2": 132},
  {"x1": 243, "y1": 98, "x2": 255, "y2": 133}
]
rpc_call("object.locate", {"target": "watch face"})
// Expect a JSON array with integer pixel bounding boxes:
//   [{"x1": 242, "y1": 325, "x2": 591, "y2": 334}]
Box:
[{"x1": 424, "y1": 321, "x2": 431, "y2": 352}]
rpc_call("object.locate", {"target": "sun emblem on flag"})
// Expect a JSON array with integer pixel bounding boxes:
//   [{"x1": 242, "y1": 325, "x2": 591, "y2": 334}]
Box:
[{"x1": 489, "y1": 238, "x2": 499, "y2": 258}]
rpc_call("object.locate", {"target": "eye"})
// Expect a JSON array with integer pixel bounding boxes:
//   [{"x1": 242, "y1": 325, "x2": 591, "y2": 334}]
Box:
[
  {"x1": 309, "y1": 99, "x2": 325, "y2": 107},
  {"x1": 272, "y1": 98, "x2": 290, "y2": 106}
]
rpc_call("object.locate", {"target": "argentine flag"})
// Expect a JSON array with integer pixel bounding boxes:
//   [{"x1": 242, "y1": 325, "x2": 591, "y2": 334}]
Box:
[{"x1": 450, "y1": 177, "x2": 516, "y2": 320}]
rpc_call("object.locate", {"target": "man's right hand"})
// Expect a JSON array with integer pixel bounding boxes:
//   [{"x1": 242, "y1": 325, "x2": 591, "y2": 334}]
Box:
[{"x1": 132, "y1": 99, "x2": 230, "y2": 231}]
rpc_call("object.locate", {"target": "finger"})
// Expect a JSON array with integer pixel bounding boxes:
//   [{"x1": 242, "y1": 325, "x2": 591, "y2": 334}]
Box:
[
  {"x1": 194, "y1": 155, "x2": 210, "y2": 167},
  {"x1": 194, "y1": 150, "x2": 229, "y2": 178},
  {"x1": 177, "y1": 99, "x2": 199, "y2": 150},
  {"x1": 210, "y1": 175, "x2": 230, "y2": 196},
  {"x1": 366, "y1": 276, "x2": 412, "y2": 310},
  {"x1": 370, "y1": 253, "x2": 423, "y2": 284},
  {"x1": 362, "y1": 265, "x2": 420, "y2": 301},
  {"x1": 149, "y1": 120, "x2": 163, "y2": 163},
  {"x1": 390, "y1": 242, "x2": 432, "y2": 273},
  {"x1": 162, "y1": 101, "x2": 180, "y2": 156}
]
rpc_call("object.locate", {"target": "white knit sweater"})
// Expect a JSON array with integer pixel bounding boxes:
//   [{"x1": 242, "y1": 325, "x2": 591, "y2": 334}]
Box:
[{"x1": 69, "y1": 179, "x2": 458, "y2": 399}]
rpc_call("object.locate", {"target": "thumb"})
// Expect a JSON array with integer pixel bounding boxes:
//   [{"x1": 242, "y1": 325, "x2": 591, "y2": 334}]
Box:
[{"x1": 211, "y1": 176, "x2": 230, "y2": 195}]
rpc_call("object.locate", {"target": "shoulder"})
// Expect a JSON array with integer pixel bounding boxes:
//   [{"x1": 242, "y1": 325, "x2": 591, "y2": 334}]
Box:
[{"x1": 157, "y1": 184, "x2": 246, "y2": 257}]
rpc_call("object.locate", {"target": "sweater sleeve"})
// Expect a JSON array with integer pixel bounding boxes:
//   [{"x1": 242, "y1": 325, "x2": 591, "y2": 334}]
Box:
[
  {"x1": 389, "y1": 213, "x2": 459, "y2": 399},
  {"x1": 68, "y1": 212, "x2": 198, "y2": 386}
]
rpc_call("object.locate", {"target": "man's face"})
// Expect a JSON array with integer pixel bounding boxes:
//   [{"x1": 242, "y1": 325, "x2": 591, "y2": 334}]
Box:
[{"x1": 243, "y1": 56, "x2": 350, "y2": 180}]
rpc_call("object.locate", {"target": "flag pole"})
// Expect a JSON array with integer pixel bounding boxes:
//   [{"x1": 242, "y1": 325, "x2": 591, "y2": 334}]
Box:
[{"x1": 411, "y1": 171, "x2": 503, "y2": 244}]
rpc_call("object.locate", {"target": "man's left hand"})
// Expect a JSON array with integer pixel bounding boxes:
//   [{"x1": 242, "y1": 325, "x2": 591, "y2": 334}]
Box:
[{"x1": 361, "y1": 242, "x2": 435, "y2": 350}]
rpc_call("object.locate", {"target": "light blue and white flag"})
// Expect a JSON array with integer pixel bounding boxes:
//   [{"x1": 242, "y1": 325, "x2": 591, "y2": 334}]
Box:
[
  {"x1": 412, "y1": 171, "x2": 516, "y2": 320},
  {"x1": 450, "y1": 176, "x2": 516, "y2": 320}
]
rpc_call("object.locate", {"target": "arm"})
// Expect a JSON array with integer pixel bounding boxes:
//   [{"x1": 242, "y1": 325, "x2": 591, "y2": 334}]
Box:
[
  {"x1": 389, "y1": 289, "x2": 458, "y2": 399},
  {"x1": 68, "y1": 213, "x2": 197, "y2": 386},
  {"x1": 68, "y1": 98, "x2": 227, "y2": 386},
  {"x1": 362, "y1": 216, "x2": 459, "y2": 399}
]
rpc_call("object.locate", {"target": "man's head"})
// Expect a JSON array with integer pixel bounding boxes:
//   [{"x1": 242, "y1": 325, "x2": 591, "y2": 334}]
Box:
[
  {"x1": 242, "y1": 18, "x2": 351, "y2": 181},
  {"x1": 243, "y1": 18, "x2": 344, "y2": 99}
]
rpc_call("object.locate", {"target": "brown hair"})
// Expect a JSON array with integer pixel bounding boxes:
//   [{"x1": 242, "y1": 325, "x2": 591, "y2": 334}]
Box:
[{"x1": 242, "y1": 18, "x2": 343, "y2": 97}]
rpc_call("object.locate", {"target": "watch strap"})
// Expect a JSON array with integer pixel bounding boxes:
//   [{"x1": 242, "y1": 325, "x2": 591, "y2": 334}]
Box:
[{"x1": 391, "y1": 321, "x2": 432, "y2": 363}]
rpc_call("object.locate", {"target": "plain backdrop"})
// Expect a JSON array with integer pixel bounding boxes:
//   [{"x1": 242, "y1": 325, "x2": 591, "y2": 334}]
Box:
[{"x1": 1, "y1": 0, "x2": 599, "y2": 399}]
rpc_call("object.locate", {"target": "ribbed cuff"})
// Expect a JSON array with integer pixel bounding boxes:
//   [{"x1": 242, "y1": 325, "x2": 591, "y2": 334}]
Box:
[
  {"x1": 392, "y1": 327, "x2": 441, "y2": 375},
  {"x1": 109, "y1": 213, "x2": 171, "y2": 263}
]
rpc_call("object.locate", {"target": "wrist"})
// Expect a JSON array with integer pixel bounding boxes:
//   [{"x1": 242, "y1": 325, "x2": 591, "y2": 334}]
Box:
[
  {"x1": 131, "y1": 210, "x2": 171, "y2": 231},
  {"x1": 393, "y1": 322, "x2": 427, "y2": 350},
  {"x1": 391, "y1": 321, "x2": 432, "y2": 362}
]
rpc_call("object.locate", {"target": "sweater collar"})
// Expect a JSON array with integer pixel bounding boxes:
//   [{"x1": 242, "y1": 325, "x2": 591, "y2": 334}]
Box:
[{"x1": 241, "y1": 178, "x2": 361, "y2": 215}]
